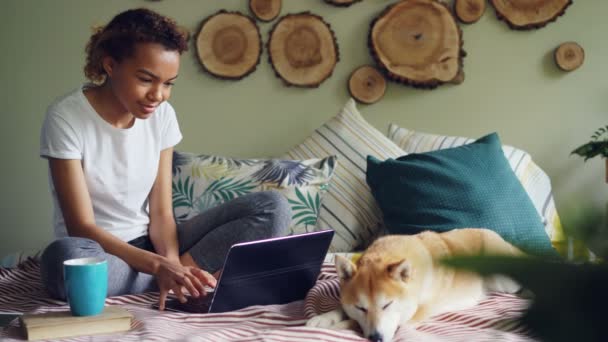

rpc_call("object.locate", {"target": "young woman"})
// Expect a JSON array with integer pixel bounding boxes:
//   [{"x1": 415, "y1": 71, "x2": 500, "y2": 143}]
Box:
[{"x1": 39, "y1": 8, "x2": 290, "y2": 310}]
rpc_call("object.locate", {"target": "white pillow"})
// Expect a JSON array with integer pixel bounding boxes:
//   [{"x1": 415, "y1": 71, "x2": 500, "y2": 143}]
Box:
[
  {"x1": 282, "y1": 99, "x2": 406, "y2": 252},
  {"x1": 387, "y1": 123, "x2": 565, "y2": 244}
]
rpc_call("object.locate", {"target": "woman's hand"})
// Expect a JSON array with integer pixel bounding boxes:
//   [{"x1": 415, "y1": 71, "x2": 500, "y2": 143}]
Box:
[{"x1": 155, "y1": 258, "x2": 217, "y2": 311}]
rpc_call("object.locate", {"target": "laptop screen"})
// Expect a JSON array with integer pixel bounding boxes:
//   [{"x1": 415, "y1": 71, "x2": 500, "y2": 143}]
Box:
[{"x1": 209, "y1": 230, "x2": 334, "y2": 313}]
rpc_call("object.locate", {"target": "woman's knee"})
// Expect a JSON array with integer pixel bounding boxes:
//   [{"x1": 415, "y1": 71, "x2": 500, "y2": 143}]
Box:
[
  {"x1": 254, "y1": 191, "x2": 291, "y2": 236},
  {"x1": 40, "y1": 237, "x2": 103, "y2": 300}
]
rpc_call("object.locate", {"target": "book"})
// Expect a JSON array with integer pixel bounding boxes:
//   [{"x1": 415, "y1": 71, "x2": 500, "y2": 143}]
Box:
[
  {"x1": 20, "y1": 305, "x2": 132, "y2": 341},
  {"x1": 0, "y1": 311, "x2": 23, "y2": 328}
]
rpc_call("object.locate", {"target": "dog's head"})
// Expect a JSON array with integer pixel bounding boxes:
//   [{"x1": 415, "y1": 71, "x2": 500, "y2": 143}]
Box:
[{"x1": 335, "y1": 255, "x2": 418, "y2": 342}]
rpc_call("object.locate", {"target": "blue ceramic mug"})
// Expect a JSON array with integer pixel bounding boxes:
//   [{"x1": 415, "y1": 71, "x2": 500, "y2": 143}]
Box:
[{"x1": 63, "y1": 257, "x2": 108, "y2": 316}]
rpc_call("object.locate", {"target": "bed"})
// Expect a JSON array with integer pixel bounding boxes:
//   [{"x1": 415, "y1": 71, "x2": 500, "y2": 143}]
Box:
[
  {"x1": 1, "y1": 100, "x2": 552, "y2": 341},
  {"x1": 0, "y1": 255, "x2": 535, "y2": 342}
]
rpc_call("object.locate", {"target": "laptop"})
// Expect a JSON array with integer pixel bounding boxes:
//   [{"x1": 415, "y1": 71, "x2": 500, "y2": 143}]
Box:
[{"x1": 154, "y1": 229, "x2": 334, "y2": 313}]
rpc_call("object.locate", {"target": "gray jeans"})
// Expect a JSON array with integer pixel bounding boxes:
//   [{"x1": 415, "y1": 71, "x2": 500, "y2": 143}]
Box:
[{"x1": 40, "y1": 191, "x2": 291, "y2": 300}]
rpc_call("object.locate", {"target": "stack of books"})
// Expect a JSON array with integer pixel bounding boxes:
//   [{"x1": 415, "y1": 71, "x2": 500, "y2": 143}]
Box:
[{"x1": 19, "y1": 306, "x2": 133, "y2": 340}]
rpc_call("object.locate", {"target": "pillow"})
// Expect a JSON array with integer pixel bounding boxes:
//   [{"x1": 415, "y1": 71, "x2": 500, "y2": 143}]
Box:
[
  {"x1": 387, "y1": 123, "x2": 566, "y2": 249},
  {"x1": 367, "y1": 133, "x2": 559, "y2": 258},
  {"x1": 172, "y1": 152, "x2": 336, "y2": 236},
  {"x1": 282, "y1": 99, "x2": 406, "y2": 252}
]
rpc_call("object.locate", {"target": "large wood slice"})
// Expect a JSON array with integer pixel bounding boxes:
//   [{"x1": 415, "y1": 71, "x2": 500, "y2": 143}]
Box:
[
  {"x1": 348, "y1": 65, "x2": 387, "y2": 104},
  {"x1": 369, "y1": 0, "x2": 464, "y2": 89},
  {"x1": 268, "y1": 12, "x2": 339, "y2": 88},
  {"x1": 324, "y1": 0, "x2": 362, "y2": 7},
  {"x1": 554, "y1": 42, "x2": 584, "y2": 72},
  {"x1": 249, "y1": 0, "x2": 281, "y2": 22},
  {"x1": 489, "y1": 0, "x2": 572, "y2": 30},
  {"x1": 196, "y1": 11, "x2": 262, "y2": 80}
]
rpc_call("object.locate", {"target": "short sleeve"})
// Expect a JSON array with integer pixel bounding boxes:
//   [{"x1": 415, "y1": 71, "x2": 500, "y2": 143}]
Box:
[
  {"x1": 40, "y1": 110, "x2": 82, "y2": 160},
  {"x1": 161, "y1": 102, "x2": 183, "y2": 150}
]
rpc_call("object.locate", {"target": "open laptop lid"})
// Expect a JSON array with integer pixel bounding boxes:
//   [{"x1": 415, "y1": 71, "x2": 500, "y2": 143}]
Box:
[{"x1": 208, "y1": 229, "x2": 334, "y2": 313}]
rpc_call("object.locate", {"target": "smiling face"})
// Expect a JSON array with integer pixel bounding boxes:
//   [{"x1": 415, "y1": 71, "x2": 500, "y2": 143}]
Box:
[{"x1": 103, "y1": 42, "x2": 180, "y2": 120}]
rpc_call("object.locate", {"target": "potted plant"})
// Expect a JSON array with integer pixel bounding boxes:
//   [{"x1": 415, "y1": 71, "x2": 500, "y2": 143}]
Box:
[
  {"x1": 442, "y1": 128, "x2": 608, "y2": 341},
  {"x1": 444, "y1": 208, "x2": 607, "y2": 341},
  {"x1": 571, "y1": 125, "x2": 608, "y2": 182}
]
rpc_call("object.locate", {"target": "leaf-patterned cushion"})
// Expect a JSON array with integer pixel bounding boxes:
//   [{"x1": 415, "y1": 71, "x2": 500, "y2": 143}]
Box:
[{"x1": 172, "y1": 152, "x2": 337, "y2": 236}]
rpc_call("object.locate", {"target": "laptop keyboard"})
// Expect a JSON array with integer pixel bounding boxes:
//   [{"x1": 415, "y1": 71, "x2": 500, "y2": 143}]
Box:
[{"x1": 155, "y1": 292, "x2": 215, "y2": 313}]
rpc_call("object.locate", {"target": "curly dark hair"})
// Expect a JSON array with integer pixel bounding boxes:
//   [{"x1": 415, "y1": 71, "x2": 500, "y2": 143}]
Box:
[{"x1": 84, "y1": 8, "x2": 190, "y2": 83}]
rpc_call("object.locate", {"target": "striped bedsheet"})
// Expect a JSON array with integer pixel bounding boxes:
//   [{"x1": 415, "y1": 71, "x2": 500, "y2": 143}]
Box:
[{"x1": 0, "y1": 258, "x2": 536, "y2": 342}]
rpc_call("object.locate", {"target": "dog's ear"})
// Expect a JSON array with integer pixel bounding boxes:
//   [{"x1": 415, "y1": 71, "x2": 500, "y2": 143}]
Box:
[
  {"x1": 335, "y1": 255, "x2": 357, "y2": 282},
  {"x1": 387, "y1": 259, "x2": 410, "y2": 282}
]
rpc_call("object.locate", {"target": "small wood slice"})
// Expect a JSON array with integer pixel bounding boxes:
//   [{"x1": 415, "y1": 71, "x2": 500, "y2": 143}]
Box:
[
  {"x1": 268, "y1": 12, "x2": 339, "y2": 88},
  {"x1": 249, "y1": 0, "x2": 281, "y2": 22},
  {"x1": 369, "y1": 0, "x2": 465, "y2": 89},
  {"x1": 455, "y1": 0, "x2": 486, "y2": 24},
  {"x1": 489, "y1": 0, "x2": 572, "y2": 30},
  {"x1": 324, "y1": 0, "x2": 362, "y2": 7},
  {"x1": 348, "y1": 65, "x2": 387, "y2": 104},
  {"x1": 196, "y1": 11, "x2": 262, "y2": 80},
  {"x1": 554, "y1": 42, "x2": 584, "y2": 72}
]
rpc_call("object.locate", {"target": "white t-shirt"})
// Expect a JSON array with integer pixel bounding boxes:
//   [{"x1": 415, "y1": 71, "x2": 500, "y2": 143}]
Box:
[{"x1": 40, "y1": 85, "x2": 183, "y2": 242}]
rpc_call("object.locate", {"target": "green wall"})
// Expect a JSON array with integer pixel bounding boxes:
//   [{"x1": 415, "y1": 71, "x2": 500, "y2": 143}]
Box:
[{"x1": 1, "y1": 0, "x2": 606, "y2": 256}]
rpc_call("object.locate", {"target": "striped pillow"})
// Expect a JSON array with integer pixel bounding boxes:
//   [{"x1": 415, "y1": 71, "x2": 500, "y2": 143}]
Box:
[
  {"x1": 283, "y1": 99, "x2": 405, "y2": 252},
  {"x1": 387, "y1": 123, "x2": 566, "y2": 246}
]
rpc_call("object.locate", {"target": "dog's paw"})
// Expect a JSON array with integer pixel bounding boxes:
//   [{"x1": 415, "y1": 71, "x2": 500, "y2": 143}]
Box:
[
  {"x1": 332, "y1": 319, "x2": 359, "y2": 331},
  {"x1": 306, "y1": 309, "x2": 345, "y2": 328}
]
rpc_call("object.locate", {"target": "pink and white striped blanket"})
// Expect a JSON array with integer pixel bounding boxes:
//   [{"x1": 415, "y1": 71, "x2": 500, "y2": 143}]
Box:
[{"x1": 0, "y1": 258, "x2": 536, "y2": 341}]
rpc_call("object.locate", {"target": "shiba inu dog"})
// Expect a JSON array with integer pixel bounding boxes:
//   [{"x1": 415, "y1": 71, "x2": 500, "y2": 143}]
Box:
[{"x1": 306, "y1": 228, "x2": 523, "y2": 342}]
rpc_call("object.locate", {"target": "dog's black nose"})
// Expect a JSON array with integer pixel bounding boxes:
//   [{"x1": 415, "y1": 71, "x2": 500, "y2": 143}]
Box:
[{"x1": 368, "y1": 331, "x2": 383, "y2": 342}]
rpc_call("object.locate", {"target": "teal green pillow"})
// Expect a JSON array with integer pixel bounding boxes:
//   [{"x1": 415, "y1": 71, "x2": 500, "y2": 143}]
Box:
[{"x1": 366, "y1": 133, "x2": 558, "y2": 258}]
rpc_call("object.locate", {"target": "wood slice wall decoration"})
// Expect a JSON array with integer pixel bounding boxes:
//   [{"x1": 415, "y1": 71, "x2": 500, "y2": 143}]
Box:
[
  {"x1": 348, "y1": 65, "x2": 386, "y2": 104},
  {"x1": 489, "y1": 0, "x2": 572, "y2": 30},
  {"x1": 454, "y1": 0, "x2": 486, "y2": 24},
  {"x1": 324, "y1": 0, "x2": 362, "y2": 7},
  {"x1": 249, "y1": 0, "x2": 281, "y2": 22},
  {"x1": 196, "y1": 11, "x2": 262, "y2": 80},
  {"x1": 369, "y1": 0, "x2": 465, "y2": 89},
  {"x1": 554, "y1": 42, "x2": 584, "y2": 72},
  {"x1": 268, "y1": 12, "x2": 339, "y2": 88}
]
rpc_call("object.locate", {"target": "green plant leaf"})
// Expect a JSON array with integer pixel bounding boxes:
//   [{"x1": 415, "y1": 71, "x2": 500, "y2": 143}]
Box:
[
  {"x1": 307, "y1": 192, "x2": 315, "y2": 209},
  {"x1": 571, "y1": 141, "x2": 608, "y2": 160},
  {"x1": 292, "y1": 210, "x2": 316, "y2": 219},
  {"x1": 203, "y1": 177, "x2": 256, "y2": 204},
  {"x1": 296, "y1": 187, "x2": 308, "y2": 206},
  {"x1": 591, "y1": 125, "x2": 608, "y2": 140},
  {"x1": 289, "y1": 188, "x2": 319, "y2": 227},
  {"x1": 443, "y1": 255, "x2": 608, "y2": 342},
  {"x1": 295, "y1": 216, "x2": 318, "y2": 226},
  {"x1": 172, "y1": 177, "x2": 195, "y2": 209}
]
